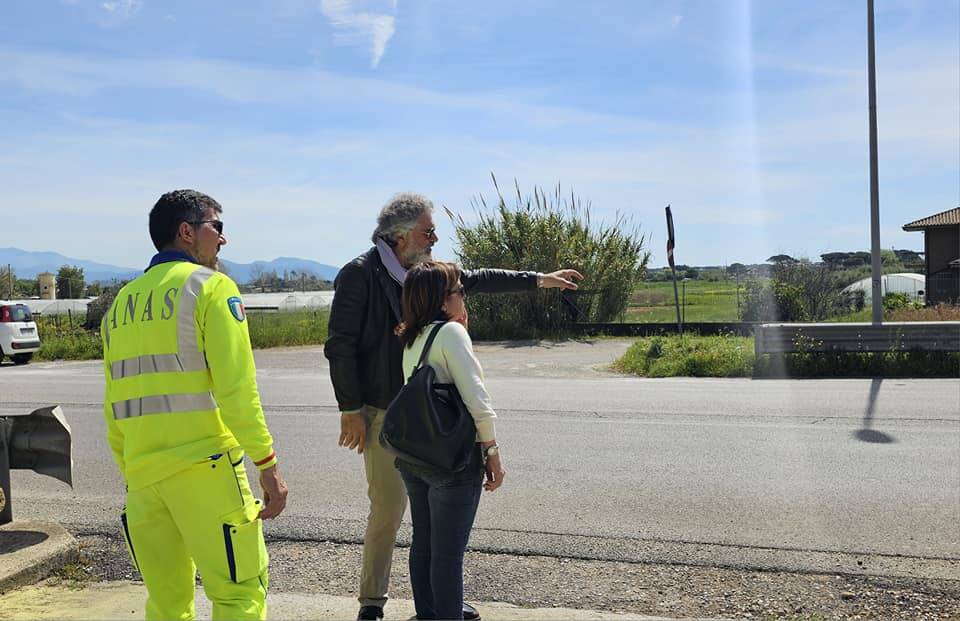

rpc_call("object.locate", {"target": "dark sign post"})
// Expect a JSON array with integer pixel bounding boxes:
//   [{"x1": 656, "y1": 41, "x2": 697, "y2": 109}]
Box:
[{"x1": 665, "y1": 206, "x2": 682, "y2": 334}]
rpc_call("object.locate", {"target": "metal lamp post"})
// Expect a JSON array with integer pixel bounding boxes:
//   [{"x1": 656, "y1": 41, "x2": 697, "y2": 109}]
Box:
[{"x1": 867, "y1": 0, "x2": 883, "y2": 324}]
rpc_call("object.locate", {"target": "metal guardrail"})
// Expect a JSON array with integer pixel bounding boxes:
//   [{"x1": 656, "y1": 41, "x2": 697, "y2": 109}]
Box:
[
  {"x1": 754, "y1": 322, "x2": 960, "y2": 355},
  {"x1": 568, "y1": 322, "x2": 756, "y2": 337}
]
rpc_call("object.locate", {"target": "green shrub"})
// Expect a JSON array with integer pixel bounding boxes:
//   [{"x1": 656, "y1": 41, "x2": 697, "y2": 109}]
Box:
[
  {"x1": 83, "y1": 285, "x2": 122, "y2": 330},
  {"x1": 742, "y1": 280, "x2": 808, "y2": 322},
  {"x1": 615, "y1": 334, "x2": 959, "y2": 378},
  {"x1": 614, "y1": 333, "x2": 755, "y2": 377},
  {"x1": 882, "y1": 292, "x2": 915, "y2": 312},
  {"x1": 450, "y1": 175, "x2": 650, "y2": 339},
  {"x1": 35, "y1": 316, "x2": 102, "y2": 361}
]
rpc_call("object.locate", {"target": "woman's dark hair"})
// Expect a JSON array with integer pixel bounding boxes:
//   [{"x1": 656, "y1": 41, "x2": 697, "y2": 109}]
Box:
[
  {"x1": 396, "y1": 261, "x2": 461, "y2": 348},
  {"x1": 149, "y1": 189, "x2": 223, "y2": 251}
]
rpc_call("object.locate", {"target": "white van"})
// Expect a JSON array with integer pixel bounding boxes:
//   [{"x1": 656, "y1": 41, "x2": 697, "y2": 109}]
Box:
[{"x1": 0, "y1": 302, "x2": 41, "y2": 365}]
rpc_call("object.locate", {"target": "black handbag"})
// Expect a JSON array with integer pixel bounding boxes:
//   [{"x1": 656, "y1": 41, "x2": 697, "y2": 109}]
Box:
[{"x1": 380, "y1": 322, "x2": 477, "y2": 472}]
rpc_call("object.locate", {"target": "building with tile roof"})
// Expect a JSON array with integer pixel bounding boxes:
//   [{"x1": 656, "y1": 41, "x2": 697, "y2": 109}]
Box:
[{"x1": 902, "y1": 207, "x2": 959, "y2": 304}]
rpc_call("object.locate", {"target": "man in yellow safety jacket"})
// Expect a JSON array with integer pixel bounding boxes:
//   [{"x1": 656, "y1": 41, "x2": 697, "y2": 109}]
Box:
[{"x1": 102, "y1": 189, "x2": 288, "y2": 621}]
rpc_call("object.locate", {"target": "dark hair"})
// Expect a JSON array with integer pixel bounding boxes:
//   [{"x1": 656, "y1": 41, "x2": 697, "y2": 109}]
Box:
[
  {"x1": 396, "y1": 261, "x2": 461, "y2": 348},
  {"x1": 149, "y1": 189, "x2": 223, "y2": 251}
]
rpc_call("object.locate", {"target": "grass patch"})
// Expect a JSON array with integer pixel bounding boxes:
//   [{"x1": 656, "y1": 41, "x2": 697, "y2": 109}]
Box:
[
  {"x1": 31, "y1": 310, "x2": 331, "y2": 361},
  {"x1": 246, "y1": 309, "x2": 329, "y2": 348},
  {"x1": 35, "y1": 316, "x2": 102, "y2": 361},
  {"x1": 757, "y1": 349, "x2": 960, "y2": 378},
  {"x1": 889, "y1": 303, "x2": 960, "y2": 321},
  {"x1": 614, "y1": 334, "x2": 755, "y2": 377},
  {"x1": 625, "y1": 280, "x2": 742, "y2": 323},
  {"x1": 615, "y1": 334, "x2": 960, "y2": 378}
]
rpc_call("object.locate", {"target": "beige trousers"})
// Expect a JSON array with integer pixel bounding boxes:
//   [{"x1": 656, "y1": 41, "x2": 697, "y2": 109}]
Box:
[{"x1": 359, "y1": 407, "x2": 408, "y2": 608}]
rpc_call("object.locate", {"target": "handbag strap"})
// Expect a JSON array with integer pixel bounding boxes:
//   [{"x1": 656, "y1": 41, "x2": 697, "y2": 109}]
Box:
[{"x1": 413, "y1": 322, "x2": 446, "y2": 373}]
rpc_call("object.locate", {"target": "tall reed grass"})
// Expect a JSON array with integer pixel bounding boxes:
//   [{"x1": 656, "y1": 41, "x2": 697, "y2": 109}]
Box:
[{"x1": 449, "y1": 175, "x2": 650, "y2": 339}]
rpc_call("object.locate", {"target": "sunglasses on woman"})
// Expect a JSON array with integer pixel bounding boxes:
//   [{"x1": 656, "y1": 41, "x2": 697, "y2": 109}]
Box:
[{"x1": 448, "y1": 284, "x2": 466, "y2": 299}]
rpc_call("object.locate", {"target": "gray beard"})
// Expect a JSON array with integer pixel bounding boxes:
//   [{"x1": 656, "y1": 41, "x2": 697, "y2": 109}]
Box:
[{"x1": 404, "y1": 249, "x2": 433, "y2": 267}]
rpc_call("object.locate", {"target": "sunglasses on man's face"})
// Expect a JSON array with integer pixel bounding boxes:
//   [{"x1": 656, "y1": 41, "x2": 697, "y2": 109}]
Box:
[{"x1": 192, "y1": 220, "x2": 224, "y2": 235}]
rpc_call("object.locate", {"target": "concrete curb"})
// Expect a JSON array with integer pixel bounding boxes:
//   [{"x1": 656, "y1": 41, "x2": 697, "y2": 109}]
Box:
[
  {"x1": 0, "y1": 581, "x2": 732, "y2": 620},
  {"x1": 0, "y1": 521, "x2": 79, "y2": 594}
]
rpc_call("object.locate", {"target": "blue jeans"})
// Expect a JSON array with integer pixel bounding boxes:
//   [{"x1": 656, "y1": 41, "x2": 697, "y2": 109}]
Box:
[{"x1": 396, "y1": 447, "x2": 484, "y2": 620}]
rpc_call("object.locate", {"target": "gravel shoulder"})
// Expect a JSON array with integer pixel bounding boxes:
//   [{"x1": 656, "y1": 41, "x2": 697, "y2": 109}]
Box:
[{"x1": 76, "y1": 533, "x2": 960, "y2": 620}]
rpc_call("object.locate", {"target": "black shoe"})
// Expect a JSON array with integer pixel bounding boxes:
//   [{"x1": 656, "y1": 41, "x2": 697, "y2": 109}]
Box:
[
  {"x1": 463, "y1": 602, "x2": 481, "y2": 621},
  {"x1": 358, "y1": 605, "x2": 384, "y2": 621}
]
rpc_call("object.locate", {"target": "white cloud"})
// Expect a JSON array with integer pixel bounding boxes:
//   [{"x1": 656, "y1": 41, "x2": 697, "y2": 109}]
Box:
[
  {"x1": 319, "y1": 0, "x2": 397, "y2": 68},
  {"x1": 671, "y1": 15, "x2": 683, "y2": 28},
  {"x1": 101, "y1": 0, "x2": 141, "y2": 18}
]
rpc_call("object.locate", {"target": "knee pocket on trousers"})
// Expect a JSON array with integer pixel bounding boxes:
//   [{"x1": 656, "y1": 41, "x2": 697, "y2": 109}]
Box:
[{"x1": 220, "y1": 499, "x2": 269, "y2": 584}]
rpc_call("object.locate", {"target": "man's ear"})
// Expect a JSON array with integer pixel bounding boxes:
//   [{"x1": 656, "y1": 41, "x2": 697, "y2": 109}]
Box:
[{"x1": 177, "y1": 221, "x2": 195, "y2": 243}]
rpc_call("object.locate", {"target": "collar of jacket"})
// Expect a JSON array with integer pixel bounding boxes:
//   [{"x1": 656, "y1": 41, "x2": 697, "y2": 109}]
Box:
[
  {"x1": 368, "y1": 246, "x2": 402, "y2": 323},
  {"x1": 146, "y1": 250, "x2": 198, "y2": 272}
]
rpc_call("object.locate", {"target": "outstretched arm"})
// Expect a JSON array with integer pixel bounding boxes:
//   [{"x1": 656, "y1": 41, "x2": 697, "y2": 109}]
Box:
[
  {"x1": 538, "y1": 269, "x2": 583, "y2": 290},
  {"x1": 462, "y1": 267, "x2": 584, "y2": 294}
]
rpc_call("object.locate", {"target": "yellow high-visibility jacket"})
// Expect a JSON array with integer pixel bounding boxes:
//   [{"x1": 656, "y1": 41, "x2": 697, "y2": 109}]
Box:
[{"x1": 101, "y1": 258, "x2": 276, "y2": 491}]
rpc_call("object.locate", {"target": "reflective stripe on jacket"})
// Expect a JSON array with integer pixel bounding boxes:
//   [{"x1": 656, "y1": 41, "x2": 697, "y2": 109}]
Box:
[{"x1": 102, "y1": 260, "x2": 275, "y2": 490}]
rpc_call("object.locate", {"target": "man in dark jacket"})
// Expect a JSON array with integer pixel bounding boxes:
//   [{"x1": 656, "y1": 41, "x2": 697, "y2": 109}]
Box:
[{"x1": 324, "y1": 193, "x2": 581, "y2": 621}]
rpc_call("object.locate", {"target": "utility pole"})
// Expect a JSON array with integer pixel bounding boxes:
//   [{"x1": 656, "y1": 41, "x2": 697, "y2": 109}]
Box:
[
  {"x1": 867, "y1": 0, "x2": 883, "y2": 324},
  {"x1": 6, "y1": 264, "x2": 12, "y2": 299}
]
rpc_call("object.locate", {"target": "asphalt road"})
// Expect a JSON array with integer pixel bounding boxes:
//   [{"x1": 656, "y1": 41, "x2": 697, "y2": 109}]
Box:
[{"x1": 2, "y1": 340, "x2": 958, "y2": 579}]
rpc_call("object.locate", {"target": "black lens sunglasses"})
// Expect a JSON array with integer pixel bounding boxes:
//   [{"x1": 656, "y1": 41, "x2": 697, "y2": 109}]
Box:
[{"x1": 192, "y1": 220, "x2": 224, "y2": 234}]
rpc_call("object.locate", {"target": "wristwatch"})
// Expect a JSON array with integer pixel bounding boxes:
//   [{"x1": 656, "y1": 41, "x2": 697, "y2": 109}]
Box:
[{"x1": 484, "y1": 444, "x2": 500, "y2": 458}]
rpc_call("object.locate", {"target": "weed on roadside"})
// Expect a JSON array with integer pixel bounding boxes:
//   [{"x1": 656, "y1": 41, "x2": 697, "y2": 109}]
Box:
[{"x1": 53, "y1": 548, "x2": 99, "y2": 589}]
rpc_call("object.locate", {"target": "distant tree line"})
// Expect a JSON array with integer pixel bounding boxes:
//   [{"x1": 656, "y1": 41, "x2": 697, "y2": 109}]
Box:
[
  {"x1": 741, "y1": 251, "x2": 924, "y2": 322},
  {"x1": 645, "y1": 248, "x2": 923, "y2": 285},
  {"x1": 0, "y1": 264, "x2": 104, "y2": 299},
  {"x1": 239, "y1": 267, "x2": 333, "y2": 293}
]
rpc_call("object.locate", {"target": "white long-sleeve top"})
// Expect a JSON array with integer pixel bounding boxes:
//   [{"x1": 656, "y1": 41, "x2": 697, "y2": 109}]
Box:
[{"x1": 401, "y1": 321, "x2": 497, "y2": 442}]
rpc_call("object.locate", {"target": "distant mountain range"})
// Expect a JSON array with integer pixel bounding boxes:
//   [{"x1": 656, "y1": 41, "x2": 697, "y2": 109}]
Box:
[
  {"x1": 222, "y1": 257, "x2": 340, "y2": 283},
  {"x1": 0, "y1": 248, "x2": 340, "y2": 284}
]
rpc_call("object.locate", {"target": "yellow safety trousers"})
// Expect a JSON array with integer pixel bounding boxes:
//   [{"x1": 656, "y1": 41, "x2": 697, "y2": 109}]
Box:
[{"x1": 121, "y1": 447, "x2": 269, "y2": 621}]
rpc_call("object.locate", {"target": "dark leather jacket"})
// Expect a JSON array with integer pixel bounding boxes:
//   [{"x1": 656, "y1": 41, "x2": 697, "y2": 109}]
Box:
[{"x1": 324, "y1": 247, "x2": 538, "y2": 412}]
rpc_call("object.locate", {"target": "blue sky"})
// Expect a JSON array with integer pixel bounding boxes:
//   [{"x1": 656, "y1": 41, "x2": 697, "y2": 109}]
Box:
[{"x1": 1, "y1": 0, "x2": 957, "y2": 271}]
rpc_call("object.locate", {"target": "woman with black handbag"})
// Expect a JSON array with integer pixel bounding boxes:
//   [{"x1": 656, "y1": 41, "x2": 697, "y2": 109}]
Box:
[{"x1": 393, "y1": 261, "x2": 505, "y2": 620}]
